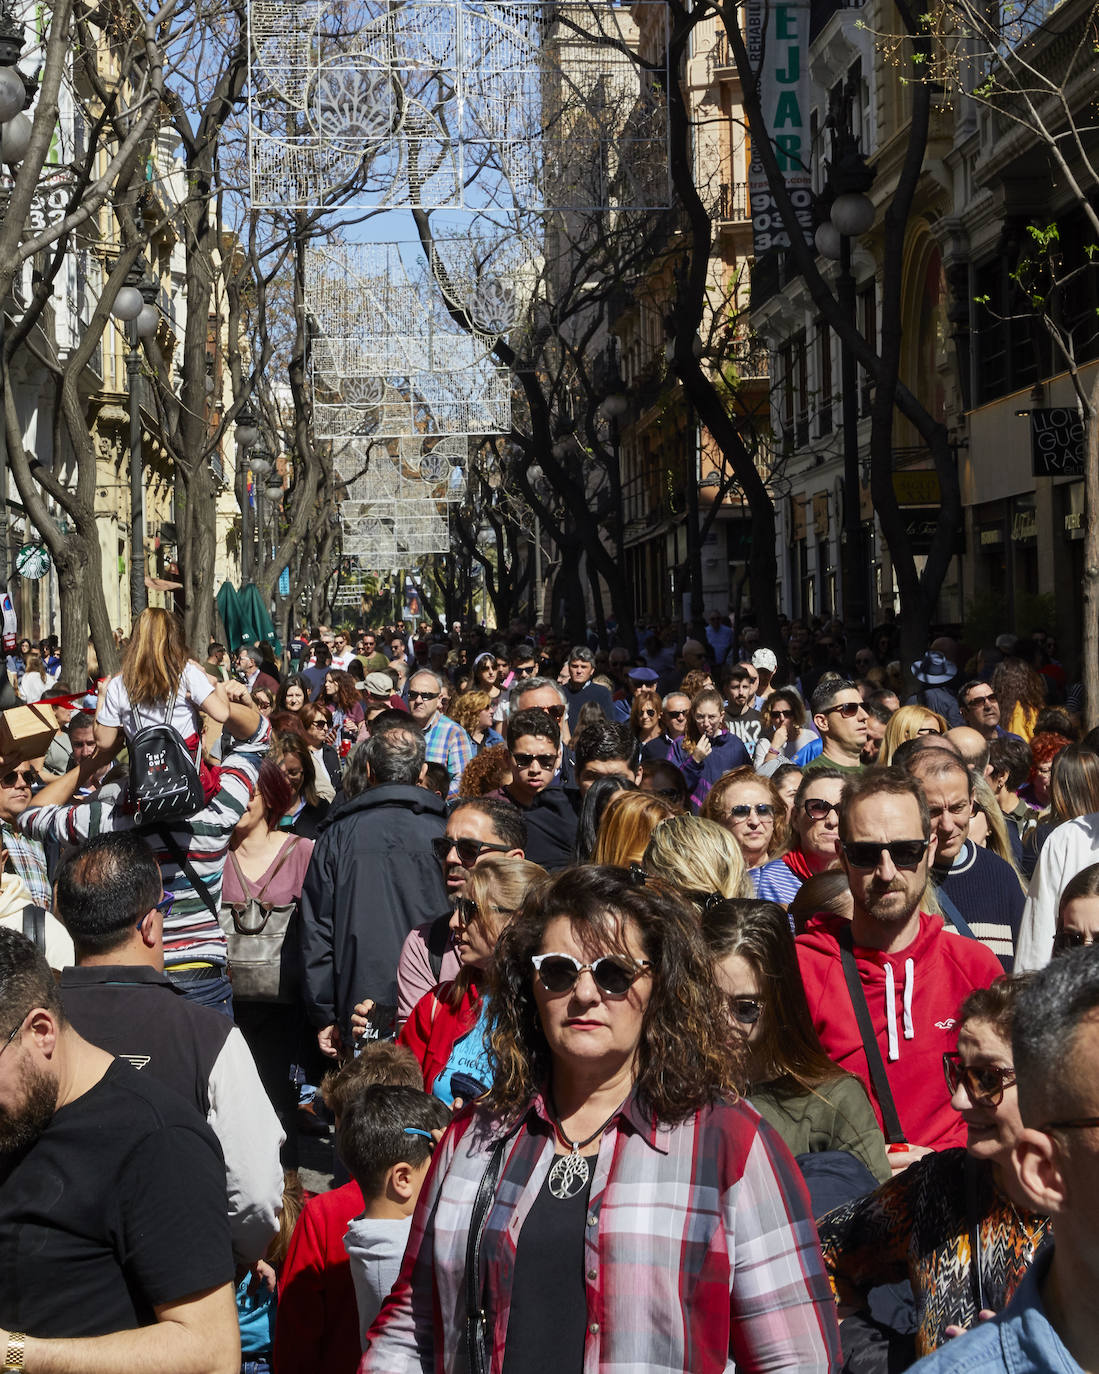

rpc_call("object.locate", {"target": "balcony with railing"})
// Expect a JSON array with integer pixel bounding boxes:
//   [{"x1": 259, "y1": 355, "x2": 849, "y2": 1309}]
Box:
[{"x1": 711, "y1": 181, "x2": 749, "y2": 224}]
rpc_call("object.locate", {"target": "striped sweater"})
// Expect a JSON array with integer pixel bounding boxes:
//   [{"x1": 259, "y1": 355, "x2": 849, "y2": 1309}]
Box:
[{"x1": 17, "y1": 724, "x2": 268, "y2": 967}]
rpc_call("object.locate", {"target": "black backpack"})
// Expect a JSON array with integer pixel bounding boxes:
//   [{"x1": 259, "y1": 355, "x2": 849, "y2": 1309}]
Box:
[{"x1": 128, "y1": 686, "x2": 204, "y2": 823}]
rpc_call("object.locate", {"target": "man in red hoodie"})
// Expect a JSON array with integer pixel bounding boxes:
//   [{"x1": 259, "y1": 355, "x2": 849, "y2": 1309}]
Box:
[{"x1": 796, "y1": 767, "x2": 1002, "y2": 1171}]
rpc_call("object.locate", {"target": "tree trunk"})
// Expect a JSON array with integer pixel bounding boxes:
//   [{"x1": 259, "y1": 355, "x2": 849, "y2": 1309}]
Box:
[{"x1": 1083, "y1": 374, "x2": 1099, "y2": 729}]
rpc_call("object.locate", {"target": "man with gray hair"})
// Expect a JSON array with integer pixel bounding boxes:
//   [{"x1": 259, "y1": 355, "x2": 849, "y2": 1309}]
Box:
[
  {"x1": 406, "y1": 668, "x2": 471, "y2": 797},
  {"x1": 301, "y1": 723, "x2": 446, "y2": 1056},
  {"x1": 909, "y1": 945, "x2": 1099, "y2": 1371},
  {"x1": 562, "y1": 645, "x2": 614, "y2": 732}
]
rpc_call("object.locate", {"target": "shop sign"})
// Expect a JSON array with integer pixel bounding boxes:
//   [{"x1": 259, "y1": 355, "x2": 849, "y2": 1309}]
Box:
[
  {"x1": 979, "y1": 526, "x2": 1004, "y2": 547},
  {"x1": 893, "y1": 470, "x2": 941, "y2": 506},
  {"x1": 1011, "y1": 509, "x2": 1037, "y2": 543},
  {"x1": 14, "y1": 543, "x2": 50, "y2": 580},
  {"x1": 812, "y1": 491, "x2": 829, "y2": 537},
  {"x1": 745, "y1": 0, "x2": 814, "y2": 255},
  {"x1": 898, "y1": 512, "x2": 965, "y2": 556},
  {"x1": 791, "y1": 496, "x2": 807, "y2": 541},
  {"x1": 1031, "y1": 407, "x2": 1085, "y2": 477}
]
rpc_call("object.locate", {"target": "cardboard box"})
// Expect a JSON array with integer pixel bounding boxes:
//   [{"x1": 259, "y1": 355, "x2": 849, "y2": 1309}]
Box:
[{"x1": 0, "y1": 703, "x2": 58, "y2": 764}]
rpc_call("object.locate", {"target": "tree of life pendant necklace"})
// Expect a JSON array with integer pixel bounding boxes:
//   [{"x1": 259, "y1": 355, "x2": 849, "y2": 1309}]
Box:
[{"x1": 547, "y1": 1101, "x2": 624, "y2": 1200}]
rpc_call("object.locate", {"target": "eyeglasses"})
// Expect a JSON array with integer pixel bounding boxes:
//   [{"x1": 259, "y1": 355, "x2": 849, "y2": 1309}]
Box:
[
  {"x1": 431, "y1": 836, "x2": 512, "y2": 866},
  {"x1": 512, "y1": 752, "x2": 557, "y2": 770},
  {"x1": 769, "y1": 708, "x2": 793, "y2": 720},
  {"x1": 842, "y1": 839, "x2": 929, "y2": 868},
  {"x1": 532, "y1": 952, "x2": 651, "y2": 997},
  {"x1": 0, "y1": 768, "x2": 35, "y2": 789},
  {"x1": 964, "y1": 693, "x2": 997, "y2": 708},
  {"x1": 0, "y1": 1013, "x2": 25, "y2": 1058},
  {"x1": 728, "y1": 996, "x2": 765, "y2": 1026},
  {"x1": 725, "y1": 803, "x2": 774, "y2": 821},
  {"x1": 145, "y1": 892, "x2": 175, "y2": 927},
  {"x1": 942, "y1": 1051, "x2": 1017, "y2": 1107},
  {"x1": 803, "y1": 798, "x2": 841, "y2": 820},
  {"x1": 408, "y1": 690, "x2": 440, "y2": 702},
  {"x1": 826, "y1": 701, "x2": 864, "y2": 719},
  {"x1": 1053, "y1": 928, "x2": 1099, "y2": 955}
]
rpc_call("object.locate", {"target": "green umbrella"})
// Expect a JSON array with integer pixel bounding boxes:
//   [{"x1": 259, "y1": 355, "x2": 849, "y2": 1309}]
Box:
[
  {"x1": 215, "y1": 581, "x2": 245, "y2": 650},
  {"x1": 238, "y1": 584, "x2": 281, "y2": 657}
]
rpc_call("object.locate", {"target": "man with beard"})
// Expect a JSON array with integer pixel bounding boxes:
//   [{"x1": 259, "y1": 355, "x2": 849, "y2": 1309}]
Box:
[
  {"x1": 0, "y1": 928, "x2": 238, "y2": 1367},
  {"x1": 797, "y1": 768, "x2": 1002, "y2": 1171},
  {"x1": 392, "y1": 798, "x2": 526, "y2": 1027}
]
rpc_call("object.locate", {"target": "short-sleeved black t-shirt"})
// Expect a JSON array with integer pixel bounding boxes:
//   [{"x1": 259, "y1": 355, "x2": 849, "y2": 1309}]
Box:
[{"x1": 0, "y1": 1056, "x2": 233, "y2": 1337}]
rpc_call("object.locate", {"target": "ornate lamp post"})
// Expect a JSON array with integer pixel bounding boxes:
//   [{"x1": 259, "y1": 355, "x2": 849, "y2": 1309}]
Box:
[
  {"x1": 234, "y1": 404, "x2": 259, "y2": 581},
  {"x1": 110, "y1": 261, "x2": 159, "y2": 618},
  {"x1": 249, "y1": 446, "x2": 272, "y2": 577},
  {"x1": 815, "y1": 86, "x2": 875, "y2": 640}
]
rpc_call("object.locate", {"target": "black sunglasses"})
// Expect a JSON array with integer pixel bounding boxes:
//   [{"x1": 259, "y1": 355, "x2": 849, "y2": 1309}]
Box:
[
  {"x1": 0, "y1": 767, "x2": 36, "y2": 789},
  {"x1": 842, "y1": 839, "x2": 928, "y2": 868},
  {"x1": 408, "y1": 689, "x2": 440, "y2": 702},
  {"x1": 532, "y1": 952, "x2": 650, "y2": 997},
  {"x1": 803, "y1": 798, "x2": 840, "y2": 819},
  {"x1": 943, "y1": 1051, "x2": 1017, "y2": 1107},
  {"x1": 512, "y1": 751, "x2": 557, "y2": 769},
  {"x1": 431, "y1": 836, "x2": 512, "y2": 867},
  {"x1": 726, "y1": 803, "x2": 774, "y2": 820},
  {"x1": 1053, "y1": 928, "x2": 1099, "y2": 955},
  {"x1": 514, "y1": 664, "x2": 537, "y2": 677},
  {"x1": 728, "y1": 996, "x2": 764, "y2": 1027}
]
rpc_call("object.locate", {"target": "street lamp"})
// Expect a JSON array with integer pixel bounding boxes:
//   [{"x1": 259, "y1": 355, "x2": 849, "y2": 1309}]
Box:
[
  {"x1": 815, "y1": 87, "x2": 875, "y2": 640},
  {"x1": 235, "y1": 404, "x2": 259, "y2": 581},
  {"x1": 249, "y1": 446, "x2": 272, "y2": 576},
  {"x1": 110, "y1": 259, "x2": 159, "y2": 619},
  {"x1": 264, "y1": 472, "x2": 283, "y2": 564}
]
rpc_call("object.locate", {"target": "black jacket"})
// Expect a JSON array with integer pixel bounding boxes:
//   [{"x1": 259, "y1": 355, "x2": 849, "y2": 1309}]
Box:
[
  {"x1": 300, "y1": 783, "x2": 447, "y2": 1039},
  {"x1": 492, "y1": 784, "x2": 579, "y2": 871}
]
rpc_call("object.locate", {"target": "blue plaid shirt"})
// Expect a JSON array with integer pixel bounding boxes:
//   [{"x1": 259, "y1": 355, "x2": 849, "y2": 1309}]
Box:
[{"x1": 421, "y1": 713, "x2": 473, "y2": 798}]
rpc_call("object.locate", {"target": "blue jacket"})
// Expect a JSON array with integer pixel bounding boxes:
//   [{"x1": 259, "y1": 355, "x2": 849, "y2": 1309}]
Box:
[{"x1": 908, "y1": 1249, "x2": 1079, "y2": 1372}]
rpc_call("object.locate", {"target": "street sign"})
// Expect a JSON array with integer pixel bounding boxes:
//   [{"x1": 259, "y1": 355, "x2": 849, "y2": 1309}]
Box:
[
  {"x1": 1031, "y1": 407, "x2": 1085, "y2": 477},
  {"x1": 278, "y1": 565, "x2": 290, "y2": 597},
  {"x1": 15, "y1": 543, "x2": 50, "y2": 580}
]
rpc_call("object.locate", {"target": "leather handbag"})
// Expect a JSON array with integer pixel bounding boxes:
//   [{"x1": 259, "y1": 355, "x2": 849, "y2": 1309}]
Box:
[{"x1": 219, "y1": 840, "x2": 303, "y2": 1002}]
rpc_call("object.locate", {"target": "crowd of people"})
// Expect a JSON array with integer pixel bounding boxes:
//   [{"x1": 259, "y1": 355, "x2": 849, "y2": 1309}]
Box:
[{"x1": 0, "y1": 607, "x2": 1098, "y2": 1372}]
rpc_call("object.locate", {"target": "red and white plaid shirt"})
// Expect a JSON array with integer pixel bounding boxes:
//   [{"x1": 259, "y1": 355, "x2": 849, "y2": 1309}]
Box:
[{"x1": 361, "y1": 1090, "x2": 840, "y2": 1373}]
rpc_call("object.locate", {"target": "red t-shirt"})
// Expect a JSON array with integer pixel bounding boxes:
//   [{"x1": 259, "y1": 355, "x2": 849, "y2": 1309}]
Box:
[{"x1": 273, "y1": 1181, "x2": 363, "y2": 1374}]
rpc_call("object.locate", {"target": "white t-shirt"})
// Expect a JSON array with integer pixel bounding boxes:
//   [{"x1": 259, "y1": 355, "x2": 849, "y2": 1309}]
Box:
[
  {"x1": 331, "y1": 649, "x2": 354, "y2": 670},
  {"x1": 98, "y1": 660, "x2": 214, "y2": 743}
]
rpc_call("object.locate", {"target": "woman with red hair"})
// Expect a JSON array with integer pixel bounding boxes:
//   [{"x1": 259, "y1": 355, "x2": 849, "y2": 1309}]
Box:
[{"x1": 1020, "y1": 731, "x2": 1071, "y2": 814}]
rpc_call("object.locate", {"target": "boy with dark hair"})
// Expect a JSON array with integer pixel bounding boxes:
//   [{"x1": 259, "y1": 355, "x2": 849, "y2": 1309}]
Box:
[
  {"x1": 340, "y1": 1085, "x2": 449, "y2": 1345},
  {"x1": 494, "y1": 708, "x2": 578, "y2": 869}
]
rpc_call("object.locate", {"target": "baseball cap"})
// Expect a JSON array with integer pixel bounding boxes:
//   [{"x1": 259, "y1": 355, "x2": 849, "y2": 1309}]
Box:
[
  {"x1": 364, "y1": 671, "x2": 394, "y2": 697},
  {"x1": 751, "y1": 648, "x2": 778, "y2": 672}
]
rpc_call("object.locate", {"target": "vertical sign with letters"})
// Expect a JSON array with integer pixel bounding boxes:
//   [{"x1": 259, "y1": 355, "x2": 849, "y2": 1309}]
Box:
[
  {"x1": 1030, "y1": 406, "x2": 1086, "y2": 477},
  {"x1": 746, "y1": 0, "x2": 814, "y2": 256}
]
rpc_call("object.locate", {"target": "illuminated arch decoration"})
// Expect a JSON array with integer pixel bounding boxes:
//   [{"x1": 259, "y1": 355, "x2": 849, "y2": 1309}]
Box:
[{"x1": 248, "y1": 0, "x2": 672, "y2": 211}]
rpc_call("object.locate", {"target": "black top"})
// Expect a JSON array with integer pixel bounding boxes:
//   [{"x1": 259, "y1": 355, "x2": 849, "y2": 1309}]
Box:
[
  {"x1": 501, "y1": 1165, "x2": 592, "y2": 1374},
  {"x1": 60, "y1": 965, "x2": 232, "y2": 1116},
  {"x1": 0, "y1": 1057, "x2": 232, "y2": 1337}
]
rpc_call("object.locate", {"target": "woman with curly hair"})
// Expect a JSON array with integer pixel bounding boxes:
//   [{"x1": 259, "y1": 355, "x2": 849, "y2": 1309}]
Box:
[
  {"x1": 991, "y1": 656, "x2": 1046, "y2": 742},
  {"x1": 450, "y1": 689, "x2": 504, "y2": 754},
  {"x1": 628, "y1": 686, "x2": 663, "y2": 748},
  {"x1": 456, "y1": 741, "x2": 513, "y2": 797},
  {"x1": 361, "y1": 865, "x2": 840, "y2": 1371},
  {"x1": 1019, "y1": 730, "x2": 1071, "y2": 813},
  {"x1": 322, "y1": 667, "x2": 364, "y2": 747}
]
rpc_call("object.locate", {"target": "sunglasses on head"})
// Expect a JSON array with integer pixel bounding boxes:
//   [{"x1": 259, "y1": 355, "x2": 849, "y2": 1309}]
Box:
[
  {"x1": 532, "y1": 952, "x2": 651, "y2": 997},
  {"x1": 1053, "y1": 928, "x2": 1099, "y2": 955},
  {"x1": 0, "y1": 767, "x2": 36, "y2": 789},
  {"x1": 431, "y1": 835, "x2": 512, "y2": 866},
  {"x1": 726, "y1": 803, "x2": 774, "y2": 820},
  {"x1": 826, "y1": 701, "x2": 863, "y2": 719},
  {"x1": 842, "y1": 839, "x2": 928, "y2": 868},
  {"x1": 513, "y1": 751, "x2": 556, "y2": 770},
  {"x1": 942, "y1": 1051, "x2": 1017, "y2": 1107},
  {"x1": 728, "y1": 996, "x2": 764, "y2": 1026}
]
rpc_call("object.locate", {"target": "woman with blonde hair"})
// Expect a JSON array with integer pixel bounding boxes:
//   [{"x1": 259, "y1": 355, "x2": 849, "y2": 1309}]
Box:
[
  {"x1": 591, "y1": 789, "x2": 675, "y2": 866},
  {"x1": 94, "y1": 606, "x2": 231, "y2": 758},
  {"x1": 642, "y1": 813, "x2": 751, "y2": 909},
  {"x1": 702, "y1": 766, "x2": 791, "y2": 897},
  {"x1": 877, "y1": 704, "x2": 948, "y2": 764}
]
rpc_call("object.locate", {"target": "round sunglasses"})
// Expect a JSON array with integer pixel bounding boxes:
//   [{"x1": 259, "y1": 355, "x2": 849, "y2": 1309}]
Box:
[{"x1": 531, "y1": 952, "x2": 650, "y2": 997}]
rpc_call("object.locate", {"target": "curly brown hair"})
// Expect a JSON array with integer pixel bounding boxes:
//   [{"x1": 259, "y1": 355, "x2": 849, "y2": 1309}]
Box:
[
  {"x1": 450, "y1": 690, "x2": 492, "y2": 736},
  {"x1": 483, "y1": 865, "x2": 745, "y2": 1125},
  {"x1": 457, "y1": 742, "x2": 513, "y2": 796}
]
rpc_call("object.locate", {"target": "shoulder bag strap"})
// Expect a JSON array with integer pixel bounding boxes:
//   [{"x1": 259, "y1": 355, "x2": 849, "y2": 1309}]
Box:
[
  {"x1": 255, "y1": 836, "x2": 301, "y2": 903},
  {"x1": 836, "y1": 926, "x2": 907, "y2": 1144},
  {"x1": 227, "y1": 848, "x2": 252, "y2": 900},
  {"x1": 156, "y1": 825, "x2": 219, "y2": 920},
  {"x1": 464, "y1": 1132, "x2": 512, "y2": 1374},
  {"x1": 22, "y1": 904, "x2": 46, "y2": 952},
  {"x1": 934, "y1": 883, "x2": 977, "y2": 941}
]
